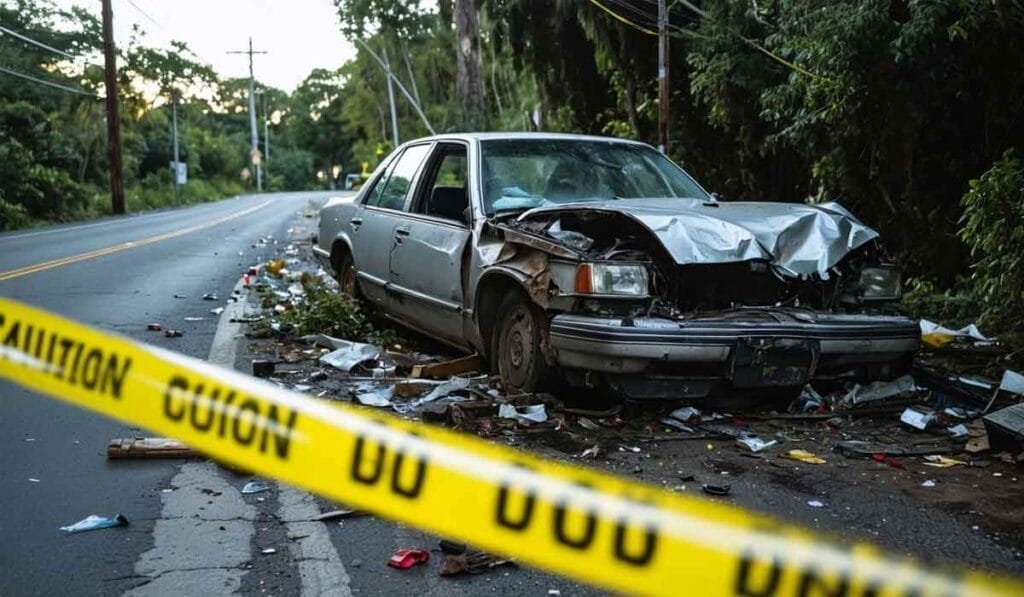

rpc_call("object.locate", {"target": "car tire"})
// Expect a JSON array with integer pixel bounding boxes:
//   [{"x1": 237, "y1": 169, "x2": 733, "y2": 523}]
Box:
[
  {"x1": 492, "y1": 291, "x2": 549, "y2": 392},
  {"x1": 337, "y1": 252, "x2": 360, "y2": 299}
]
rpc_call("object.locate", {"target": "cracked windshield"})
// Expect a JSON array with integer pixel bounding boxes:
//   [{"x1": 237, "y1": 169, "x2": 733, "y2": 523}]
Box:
[{"x1": 1, "y1": 1, "x2": 1023, "y2": 595}]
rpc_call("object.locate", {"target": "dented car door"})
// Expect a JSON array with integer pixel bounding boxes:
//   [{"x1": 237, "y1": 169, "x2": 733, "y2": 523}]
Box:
[{"x1": 386, "y1": 142, "x2": 472, "y2": 346}]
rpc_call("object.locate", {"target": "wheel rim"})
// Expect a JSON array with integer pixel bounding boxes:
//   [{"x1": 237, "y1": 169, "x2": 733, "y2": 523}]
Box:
[{"x1": 501, "y1": 305, "x2": 533, "y2": 387}]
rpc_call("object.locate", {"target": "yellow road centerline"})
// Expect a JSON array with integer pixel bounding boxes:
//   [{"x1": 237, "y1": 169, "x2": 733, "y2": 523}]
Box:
[{"x1": 0, "y1": 199, "x2": 274, "y2": 282}]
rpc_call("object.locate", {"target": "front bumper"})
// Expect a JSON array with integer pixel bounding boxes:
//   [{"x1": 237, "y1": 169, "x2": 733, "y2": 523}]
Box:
[{"x1": 548, "y1": 311, "x2": 919, "y2": 398}]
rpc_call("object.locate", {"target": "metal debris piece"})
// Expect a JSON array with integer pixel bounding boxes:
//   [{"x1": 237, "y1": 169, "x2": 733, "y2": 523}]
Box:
[
  {"x1": 319, "y1": 341, "x2": 381, "y2": 372},
  {"x1": 411, "y1": 354, "x2": 483, "y2": 379},
  {"x1": 107, "y1": 438, "x2": 198, "y2": 459},
  {"x1": 780, "y1": 449, "x2": 826, "y2": 464},
  {"x1": 59, "y1": 514, "x2": 129, "y2": 534},
  {"x1": 164, "y1": 329, "x2": 183, "y2": 338}
]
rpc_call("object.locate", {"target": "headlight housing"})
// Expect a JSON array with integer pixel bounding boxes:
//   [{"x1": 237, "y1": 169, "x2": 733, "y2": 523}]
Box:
[
  {"x1": 575, "y1": 263, "x2": 649, "y2": 296},
  {"x1": 859, "y1": 265, "x2": 902, "y2": 301}
]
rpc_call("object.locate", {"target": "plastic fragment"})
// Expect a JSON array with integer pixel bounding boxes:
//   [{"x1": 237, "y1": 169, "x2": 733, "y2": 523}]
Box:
[
  {"x1": 780, "y1": 449, "x2": 826, "y2": 464},
  {"x1": 60, "y1": 513, "x2": 128, "y2": 534},
  {"x1": 242, "y1": 481, "x2": 271, "y2": 494},
  {"x1": 388, "y1": 548, "x2": 429, "y2": 569}
]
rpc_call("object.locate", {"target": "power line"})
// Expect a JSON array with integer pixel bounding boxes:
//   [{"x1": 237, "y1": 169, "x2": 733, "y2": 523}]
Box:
[
  {"x1": 589, "y1": 0, "x2": 658, "y2": 35},
  {"x1": 0, "y1": 65, "x2": 102, "y2": 98},
  {"x1": 119, "y1": 0, "x2": 214, "y2": 66},
  {"x1": 0, "y1": 24, "x2": 77, "y2": 61}
]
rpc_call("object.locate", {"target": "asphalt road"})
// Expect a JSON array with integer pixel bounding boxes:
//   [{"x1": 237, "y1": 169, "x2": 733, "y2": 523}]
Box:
[
  {"x1": 0, "y1": 193, "x2": 585, "y2": 597},
  {"x1": 0, "y1": 194, "x2": 323, "y2": 595}
]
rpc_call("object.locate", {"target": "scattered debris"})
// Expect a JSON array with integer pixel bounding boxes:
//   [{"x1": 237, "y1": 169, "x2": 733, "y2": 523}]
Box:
[
  {"x1": 999, "y1": 369, "x2": 1024, "y2": 395},
  {"x1": 241, "y1": 481, "x2": 271, "y2": 495},
  {"x1": 440, "y1": 549, "x2": 511, "y2": 576},
  {"x1": 146, "y1": 322, "x2": 163, "y2": 331},
  {"x1": 900, "y1": 406, "x2": 936, "y2": 431},
  {"x1": 184, "y1": 316, "x2": 204, "y2": 321},
  {"x1": 499, "y1": 403, "x2": 548, "y2": 424},
  {"x1": 355, "y1": 386, "x2": 393, "y2": 407},
  {"x1": 164, "y1": 329, "x2": 183, "y2": 338},
  {"x1": 60, "y1": 514, "x2": 128, "y2": 534},
  {"x1": 736, "y1": 436, "x2": 777, "y2": 453},
  {"x1": 807, "y1": 500, "x2": 825, "y2": 508},
  {"x1": 252, "y1": 360, "x2": 275, "y2": 378},
  {"x1": 312, "y1": 509, "x2": 364, "y2": 522},
  {"x1": 388, "y1": 548, "x2": 430, "y2": 570},
  {"x1": 835, "y1": 440, "x2": 956, "y2": 458},
  {"x1": 210, "y1": 307, "x2": 225, "y2": 315},
  {"x1": 921, "y1": 480, "x2": 937, "y2": 488},
  {"x1": 412, "y1": 354, "x2": 483, "y2": 379},
  {"x1": 202, "y1": 292, "x2": 219, "y2": 301},
  {"x1": 919, "y1": 319, "x2": 991, "y2": 349},
  {"x1": 923, "y1": 455, "x2": 966, "y2": 468},
  {"x1": 702, "y1": 483, "x2": 731, "y2": 496},
  {"x1": 781, "y1": 449, "x2": 826, "y2": 464},
  {"x1": 982, "y1": 403, "x2": 1024, "y2": 452},
  {"x1": 107, "y1": 437, "x2": 198, "y2": 459},
  {"x1": 319, "y1": 340, "x2": 381, "y2": 372},
  {"x1": 843, "y1": 375, "x2": 916, "y2": 407},
  {"x1": 261, "y1": 548, "x2": 277, "y2": 555}
]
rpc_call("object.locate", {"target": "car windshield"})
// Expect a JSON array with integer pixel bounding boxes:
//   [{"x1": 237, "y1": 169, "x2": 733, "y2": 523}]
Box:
[{"x1": 480, "y1": 138, "x2": 710, "y2": 213}]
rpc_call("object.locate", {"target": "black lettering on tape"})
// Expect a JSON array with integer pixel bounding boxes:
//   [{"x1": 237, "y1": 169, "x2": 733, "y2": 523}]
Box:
[
  {"x1": 262, "y1": 404, "x2": 300, "y2": 460},
  {"x1": 735, "y1": 550, "x2": 782, "y2": 597},
  {"x1": 796, "y1": 566, "x2": 848, "y2": 597},
  {"x1": 164, "y1": 375, "x2": 189, "y2": 421},
  {"x1": 80, "y1": 348, "x2": 102, "y2": 390},
  {"x1": 55, "y1": 338, "x2": 74, "y2": 379},
  {"x1": 218, "y1": 391, "x2": 237, "y2": 438},
  {"x1": 351, "y1": 435, "x2": 385, "y2": 485},
  {"x1": 45, "y1": 332, "x2": 57, "y2": 366},
  {"x1": 3, "y1": 320, "x2": 20, "y2": 348},
  {"x1": 350, "y1": 427, "x2": 428, "y2": 499},
  {"x1": 390, "y1": 440, "x2": 427, "y2": 498},
  {"x1": 553, "y1": 483, "x2": 597, "y2": 550},
  {"x1": 67, "y1": 341, "x2": 84, "y2": 384},
  {"x1": 32, "y1": 326, "x2": 44, "y2": 358},
  {"x1": 495, "y1": 465, "x2": 536, "y2": 531},
  {"x1": 233, "y1": 399, "x2": 260, "y2": 445},
  {"x1": 99, "y1": 353, "x2": 130, "y2": 399},
  {"x1": 189, "y1": 383, "x2": 218, "y2": 431},
  {"x1": 22, "y1": 324, "x2": 33, "y2": 352},
  {"x1": 613, "y1": 515, "x2": 658, "y2": 566}
]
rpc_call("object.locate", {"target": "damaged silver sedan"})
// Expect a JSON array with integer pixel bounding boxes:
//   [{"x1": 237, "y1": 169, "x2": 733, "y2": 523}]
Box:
[{"x1": 315, "y1": 133, "x2": 918, "y2": 400}]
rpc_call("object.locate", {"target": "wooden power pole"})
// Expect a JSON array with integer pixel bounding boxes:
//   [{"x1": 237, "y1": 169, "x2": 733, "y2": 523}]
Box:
[
  {"x1": 101, "y1": 0, "x2": 125, "y2": 214},
  {"x1": 657, "y1": 0, "x2": 669, "y2": 154},
  {"x1": 228, "y1": 38, "x2": 267, "y2": 192}
]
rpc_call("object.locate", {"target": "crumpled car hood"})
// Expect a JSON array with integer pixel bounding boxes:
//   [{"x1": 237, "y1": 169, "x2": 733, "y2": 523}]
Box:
[{"x1": 517, "y1": 198, "x2": 878, "y2": 277}]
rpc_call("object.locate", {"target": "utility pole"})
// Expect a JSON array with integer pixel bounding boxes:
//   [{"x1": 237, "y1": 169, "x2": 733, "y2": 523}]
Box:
[
  {"x1": 382, "y1": 46, "x2": 400, "y2": 148},
  {"x1": 101, "y1": 0, "x2": 125, "y2": 214},
  {"x1": 657, "y1": 0, "x2": 669, "y2": 154},
  {"x1": 262, "y1": 90, "x2": 269, "y2": 186},
  {"x1": 228, "y1": 38, "x2": 267, "y2": 191},
  {"x1": 171, "y1": 90, "x2": 180, "y2": 203}
]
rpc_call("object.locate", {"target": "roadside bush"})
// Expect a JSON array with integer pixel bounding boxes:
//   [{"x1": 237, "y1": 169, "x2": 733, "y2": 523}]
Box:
[
  {"x1": 901, "y1": 277, "x2": 982, "y2": 327},
  {"x1": 959, "y1": 149, "x2": 1024, "y2": 332},
  {"x1": 0, "y1": 192, "x2": 32, "y2": 230},
  {"x1": 280, "y1": 288, "x2": 402, "y2": 347}
]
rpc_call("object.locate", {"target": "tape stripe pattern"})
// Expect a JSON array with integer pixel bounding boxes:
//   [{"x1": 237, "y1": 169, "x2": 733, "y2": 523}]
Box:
[{"x1": 0, "y1": 297, "x2": 1020, "y2": 596}]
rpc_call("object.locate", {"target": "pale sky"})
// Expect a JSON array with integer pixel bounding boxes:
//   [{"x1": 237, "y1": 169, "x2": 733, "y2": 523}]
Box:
[{"x1": 55, "y1": 0, "x2": 356, "y2": 91}]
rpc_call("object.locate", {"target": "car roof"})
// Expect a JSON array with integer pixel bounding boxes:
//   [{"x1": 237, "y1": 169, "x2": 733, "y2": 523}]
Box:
[{"x1": 404, "y1": 131, "x2": 652, "y2": 146}]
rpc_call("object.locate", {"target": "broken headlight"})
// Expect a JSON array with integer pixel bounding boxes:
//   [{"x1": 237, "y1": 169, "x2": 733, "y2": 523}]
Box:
[
  {"x1": 859, "y1": 265, "x2": 902, "y2": 301},
  {"x1": 575, "y1": 263, "x2": 649, "y2": 296}
]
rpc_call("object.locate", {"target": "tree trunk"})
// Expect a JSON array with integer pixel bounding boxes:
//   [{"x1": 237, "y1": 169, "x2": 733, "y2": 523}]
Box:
[{"x1": 455, "y1": 0, "x2": 485, "y2": 130}]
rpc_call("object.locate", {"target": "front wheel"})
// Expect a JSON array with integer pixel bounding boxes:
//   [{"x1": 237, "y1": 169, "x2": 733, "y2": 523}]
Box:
[
  {"x1": 492, "y1": 292, "x2": 550, "y2": 392},
  {"x1": 336, "y1": 252, "x2": 360, "y2": 299}
]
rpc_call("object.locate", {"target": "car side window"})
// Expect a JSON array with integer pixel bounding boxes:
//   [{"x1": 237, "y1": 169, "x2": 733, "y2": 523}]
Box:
[
  {"x1": 411, "y1": 144, "x2": 469, "y2": 223},
  {"x1": 372, "y1": 144, "x2": 430, "y2": 211},
  {"x1": 363, "y1": 152, "x2": 401, "y2": 208}
]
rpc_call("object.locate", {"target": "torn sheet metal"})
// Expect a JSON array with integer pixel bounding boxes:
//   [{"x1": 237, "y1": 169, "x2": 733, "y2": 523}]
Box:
[
  {"x1": 518, "y1": 198, "x2": 878, "y2": 277},
  {"x1": 319, "y1": 340, "x2": 381, "y2": 372}
]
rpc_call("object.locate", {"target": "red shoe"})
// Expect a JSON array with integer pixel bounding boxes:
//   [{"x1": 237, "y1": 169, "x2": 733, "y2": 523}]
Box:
[{"x1": 388, "y1": 548, "x2": 430, "y2": 569}]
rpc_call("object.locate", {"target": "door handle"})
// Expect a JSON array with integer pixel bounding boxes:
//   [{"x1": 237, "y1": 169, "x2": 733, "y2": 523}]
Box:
[
  {"x1": 394, "y1": 227, "x2": 410, "y2": 243},
  {"x1": 350, "y1": 217, "x2": 363, "y2": 231}
]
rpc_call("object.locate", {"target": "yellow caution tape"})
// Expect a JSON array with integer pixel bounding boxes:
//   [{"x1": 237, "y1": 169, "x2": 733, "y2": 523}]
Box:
[{"x1": 0, "y1": 297, "x2": 1020, "y2": 596}]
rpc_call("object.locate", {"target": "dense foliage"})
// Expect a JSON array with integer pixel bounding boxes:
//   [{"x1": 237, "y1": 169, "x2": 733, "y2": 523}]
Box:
[{"x1": 4, "y1": 0, "x2": 1022, "y2": 332}]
